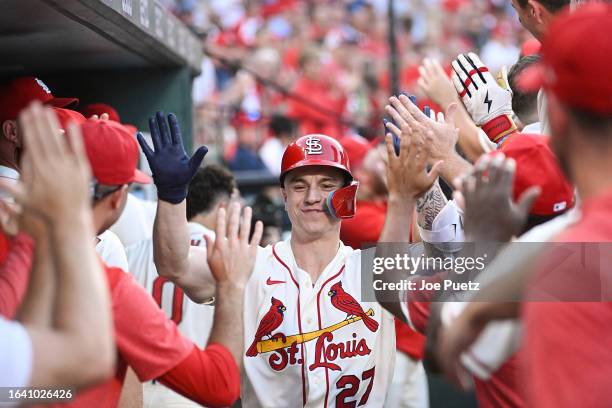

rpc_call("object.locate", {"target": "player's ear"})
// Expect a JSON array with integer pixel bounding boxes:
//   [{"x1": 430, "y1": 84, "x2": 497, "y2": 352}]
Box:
[
  {"x1": 527, "y1": 0, "x2": 545, "y2": 23},
  {"x1": 109, "y1": 185, "x2": 129, "y2": 209},
  {"x1": 1, "y1": 120, "x2": 18, "y2": 144}
]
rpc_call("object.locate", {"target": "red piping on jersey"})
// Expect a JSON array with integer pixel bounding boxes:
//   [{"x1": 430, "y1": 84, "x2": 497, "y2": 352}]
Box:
[
  {"x1": 316, "y1": 265, "x2": 346, "y2": 408},
  {"x1": 272, "y1": 244, "x2": 307, "y2": 406}
]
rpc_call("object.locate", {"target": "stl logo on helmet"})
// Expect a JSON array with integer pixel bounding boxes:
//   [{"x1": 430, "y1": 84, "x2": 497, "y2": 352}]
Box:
[{"x1": 305, "y1": 136, "x2": 323, "y2": 155}]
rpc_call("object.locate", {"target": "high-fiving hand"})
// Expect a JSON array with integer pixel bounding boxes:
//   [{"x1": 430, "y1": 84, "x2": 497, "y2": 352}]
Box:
[
  {"x1": 137, "y1": 112, "x2": 208, "y2": 204},
  {"x1": 205, "y1": 202, "x2": 263, "y2": 288},
  {"x1": 451, "y1": 53, "x2": 517, "y2": 144}
]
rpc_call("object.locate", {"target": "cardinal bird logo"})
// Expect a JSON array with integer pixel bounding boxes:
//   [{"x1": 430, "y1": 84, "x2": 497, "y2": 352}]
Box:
[
  {"x1": 328, "y1": 282, "x2": 379, "y2": 332},
  {"x1": 246, "y1": 297, "x2": 287, "y2": 357}
]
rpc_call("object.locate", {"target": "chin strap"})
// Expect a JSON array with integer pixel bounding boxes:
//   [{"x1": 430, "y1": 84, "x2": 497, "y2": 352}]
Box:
[{"x1": 325, "y1": 182, "x2": 359, "y2": 219}]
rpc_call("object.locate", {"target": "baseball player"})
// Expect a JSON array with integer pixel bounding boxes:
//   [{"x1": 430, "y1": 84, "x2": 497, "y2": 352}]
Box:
[
  {"x1": 6, "y1": 108, "x2": 260, "y2": 408},
  {"x1": 0, "y1": 101, "x2": 114, "y2": 388},
  {"x1": 125, "y1": 165, "x2": 237, "y2": 407},
  {"x1": 138, "y1": 110, "x2": 441, "y2": 406}
]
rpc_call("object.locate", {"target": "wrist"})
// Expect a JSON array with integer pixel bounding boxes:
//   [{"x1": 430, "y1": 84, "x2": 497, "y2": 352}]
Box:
[
  {"x1": 480, "y1": 115, "x2": 517, "y2": 143},
  {"x1": 156, "y1": 184, "x2": 188, "y2": 205},
  {"x1": 50, "y1": 211, "x2": 94, "y2": 237},
  {"x1": 216, "y1": 280, "x2": 247, "y2": 294},
  {"x1": 387, "y1": 194, "x2": 416, "y2": 210}
]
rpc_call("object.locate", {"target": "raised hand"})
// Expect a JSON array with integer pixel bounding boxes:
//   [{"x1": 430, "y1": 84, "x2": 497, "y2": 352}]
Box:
[
  {"x1": 0, "y1": 103, "x2": 92, "y2": 228},
  {"x1": 418, "y1": 58, "x2": 460, "y2": 110},
  {"x1": 205, "y1": 202, "x2": 263, "y2": 288},
  {"x1": 451, "y1": 53, "x2": 517, "y2": 144},
  {"x1": 137, "y1": 112, "x2": 208, "y2": 204},
  {"x1": 454, "y1": 154, "x2": 540, "y2": 242},
  {"x1": 384, "y1": 95, "x2": 459, "y2": 165},
  {"x1": 382, "y1": 100, "x2": 442, "y2": 200}
]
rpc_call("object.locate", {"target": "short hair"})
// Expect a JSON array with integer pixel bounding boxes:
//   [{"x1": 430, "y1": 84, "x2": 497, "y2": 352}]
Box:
[
  {"x1": 508, "y1": 55, "x2": 540, "y2": 125},
  {"x1": 269, "y1": 114, "x2": 296, "y2": 138},
  {"x1": 516, "y1": 0, "x2": 570, "y2": 13},
  {"x1": 186, "y1": 165, "x2": 236, "y2": 220}
]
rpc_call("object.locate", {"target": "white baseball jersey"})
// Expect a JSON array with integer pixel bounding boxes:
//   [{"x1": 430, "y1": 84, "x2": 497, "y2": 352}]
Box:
[
  {"x1": 242, "y1": 239, "x2": 395, "y2": 408},
  {"x1": 96, "y1": 230, "x2": 129, "y2": 271},
  {"x1": 126, "y1": 222, "x2": 215, "y2": 408},
  {"x1": 0, "y1": 317, "x2": 32, "y2": 387}
]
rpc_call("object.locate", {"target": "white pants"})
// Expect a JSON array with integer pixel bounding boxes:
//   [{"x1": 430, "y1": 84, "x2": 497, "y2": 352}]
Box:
[
  {"x1": 143, "y1": 382, "x2": 204, "y2": 408},
  {"x1": 384, "y1": 352, "x2": 429, "y2": 408}
]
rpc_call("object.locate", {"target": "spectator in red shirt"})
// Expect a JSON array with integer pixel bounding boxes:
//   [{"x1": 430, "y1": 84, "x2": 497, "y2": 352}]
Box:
[{"x1": 287, "y1": 46, "x2": 346, "y2": 139}]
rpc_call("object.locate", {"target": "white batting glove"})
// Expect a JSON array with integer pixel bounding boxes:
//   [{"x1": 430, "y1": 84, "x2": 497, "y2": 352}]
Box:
[{"x1": 451, "y1": 53, "x2": 517, "y2": 144}]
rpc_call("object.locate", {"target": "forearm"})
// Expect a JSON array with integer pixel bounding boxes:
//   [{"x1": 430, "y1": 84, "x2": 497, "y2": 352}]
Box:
[
  {"x1": 153, "y1": 200, "x2": 190, "y2": 280},
  {"x1": 17, "y1": 229, "x2": 55, "y2": 326},
  {"x1": 51, "y1": 212, "x2": 114, "y2": 380},
  {"x1": 375, "y1": 195, "x2": 417, "y2": 318},
  {"x1": 416, "y1": 180, "x2": 447, "y2": 231},
  {"x1": 207, "y1": 282, "x2": 245, "y2": 367},
  {"x1": 438, "y1": 152, "x2": 473, "y2": 186},
  {"x1": 379, "y1": 195, "x2": 416, "y2": 243},
  {"x1": 454, "y1": 107, "x2": 486, "y2": 162}
]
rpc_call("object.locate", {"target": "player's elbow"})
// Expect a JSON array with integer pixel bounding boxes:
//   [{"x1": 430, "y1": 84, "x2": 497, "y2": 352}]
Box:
[
  {"x1": 77, "y1": 335, "x2": 116, "y2": 384},
  {"x1": 205, "y1": 385, "x2": 240, "y2": 408},
  {"x1": 202, "y1": 349, "x2": 241, "y2": 407}
]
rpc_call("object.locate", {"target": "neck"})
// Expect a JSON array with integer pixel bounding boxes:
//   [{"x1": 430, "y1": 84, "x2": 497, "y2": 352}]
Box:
[
  {"x1": 291, "y1": 229, "x2": 341, "y2": 282},
  {"x1": 190, "y1": 213, "x2": 215, "y2": 231},
  {"x1": 570, "y1": 143, "x2": 612, "y2": 201},
  {"x1": 0, "y1": 151, "x2": 18, "y2": 171}
]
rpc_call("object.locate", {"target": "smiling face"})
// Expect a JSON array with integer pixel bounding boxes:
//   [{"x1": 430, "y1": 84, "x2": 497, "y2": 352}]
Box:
[{"x1": 282, "y1": 166, "x2": 347, "y2": 240}]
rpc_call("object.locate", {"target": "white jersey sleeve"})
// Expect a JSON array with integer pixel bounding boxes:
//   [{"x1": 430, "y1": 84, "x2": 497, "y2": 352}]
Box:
[{"x1": 0, "y1": 317, "x2": 32, "y2": 387}]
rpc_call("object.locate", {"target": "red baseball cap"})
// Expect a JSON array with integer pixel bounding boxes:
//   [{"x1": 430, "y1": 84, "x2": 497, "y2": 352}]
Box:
[
  {"x1": 0, "y1": 77, "x2": 78, "y2": 123},
  {"x1": 81, "y1": 103, "x2": 137, "y2": 136},
  {"x1": 518, "y1": 3, "x2": 612, "y2": 114},
  {"x1": 492, "y1": 134, "x2": 574, "y2": 216},
  {"x1": 80, "y1": 120, "x2": 151, "y2": 185},
  {"x1": 52, "y1": 108, "x2": 86, "y2": 130}
]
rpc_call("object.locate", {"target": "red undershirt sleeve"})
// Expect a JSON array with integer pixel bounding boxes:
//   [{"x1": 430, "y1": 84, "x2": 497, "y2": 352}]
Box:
[{"x1": 157, "y1": 344, "x2": 241, "y2": 408}]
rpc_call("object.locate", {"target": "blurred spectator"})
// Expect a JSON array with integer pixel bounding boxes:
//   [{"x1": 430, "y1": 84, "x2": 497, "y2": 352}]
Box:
[
  {"x1": 226, "y1": 114, "x2": 268, "y2": 172},
  {"x1": 259, "y1": 114, "x2": 297, "y2": 176},
  {"x1": 190, "y1": 0, "x2": 530, "y2": 165}
]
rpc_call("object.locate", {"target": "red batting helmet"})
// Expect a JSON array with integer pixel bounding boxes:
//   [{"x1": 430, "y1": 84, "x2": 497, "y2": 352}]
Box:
[{"x1": 280, "y1": 134, "x2": 353, "y2": 185}]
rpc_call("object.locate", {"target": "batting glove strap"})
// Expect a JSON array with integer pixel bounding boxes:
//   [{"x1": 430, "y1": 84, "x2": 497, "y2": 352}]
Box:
[{"x1": 481, "y1": 114, "x2": 518, "y2": 143}]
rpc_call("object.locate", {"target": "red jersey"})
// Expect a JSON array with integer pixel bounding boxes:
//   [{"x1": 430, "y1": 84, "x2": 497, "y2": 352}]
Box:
[
  {"x1": 41, "y1": 265, "x2": 239, "y2": 408},
  {"x1": 403, "y1": 274, "x2": 524, "y2": 407},
  {"x1": 0, "y1": 233, "x2": 34, "y2": 318},
  {"x1": 523, "y1": 188, "x2": 612, "y2": 408}
]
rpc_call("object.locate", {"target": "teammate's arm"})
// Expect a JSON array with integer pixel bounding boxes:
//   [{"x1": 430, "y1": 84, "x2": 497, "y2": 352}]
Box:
[
  {"x1": 375, "y1": 105, "x2": 441, "y2": 319},
  {"x1": 154, "y1": 199, "x2": 215, "y2": 303},
  {"x1": 417, "y1": 57, "x2": 486, "y2": 162},
  {"x1": 137, "y1": 112, "x2": 213, "y2": 303},
  {"x1": 4, "y1": 104, "x2": 114, "y2": 387}
]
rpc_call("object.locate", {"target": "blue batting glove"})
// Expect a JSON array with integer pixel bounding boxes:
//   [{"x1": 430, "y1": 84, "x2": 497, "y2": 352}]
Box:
[
  {"x1": 383, "y1": 118, "x2": 401, "y2": 156},
  {"x1": 137, "y1": 111, "x2": 208, "y2": 204}
]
